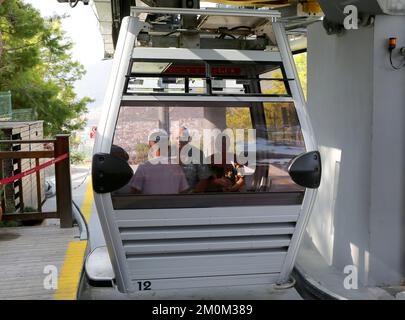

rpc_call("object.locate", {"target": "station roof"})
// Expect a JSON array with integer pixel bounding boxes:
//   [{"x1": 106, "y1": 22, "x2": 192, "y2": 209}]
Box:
[
  {"x1": 92, "y1": 0, "x2": 114, "y2": 57},
  {"x1": 91, "y1": 0, "x2": 403, "y2": 58}
]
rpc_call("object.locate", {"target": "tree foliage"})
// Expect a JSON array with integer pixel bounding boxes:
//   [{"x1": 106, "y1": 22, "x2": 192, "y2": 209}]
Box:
[
  {"x1": 226, "y1": 53, "x2": 307, "y2": 145},
  {"x1": 294, "y1": 52, "x2": 307, "y2": 99},
  {"x1": 0, "y1": 0, "x2": 92, "y2": 136}
]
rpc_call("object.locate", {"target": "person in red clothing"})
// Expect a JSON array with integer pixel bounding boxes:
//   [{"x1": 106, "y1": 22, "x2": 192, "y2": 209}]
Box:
[{"x1": 205, "y1": 136, "x2": 245, "y2": 192}]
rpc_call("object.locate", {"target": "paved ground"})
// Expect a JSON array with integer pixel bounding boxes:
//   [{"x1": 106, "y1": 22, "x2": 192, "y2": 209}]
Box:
[
  {"x1": 0, "y1": 165, "x2": 90, "y2": 300},
  {"x1": 0, "y1": 224, "x2": 80, "y2": 300},
  {"x1": 295, "y1": 233, "x2": 395, "y2": 300},
  {"x1": 43, "y1": 164, "x2": 91, "y2": 212},
  {"x1": 80, "y1": 282, "x2": 302, "y2": 300}
]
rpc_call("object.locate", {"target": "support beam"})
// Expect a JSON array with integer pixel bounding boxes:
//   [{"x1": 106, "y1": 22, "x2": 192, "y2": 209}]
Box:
[
  {"x1": 137, "y1": 34, "x2": 269, "y2": 50},
  {"x1": 2, "y1": 212, "x2": 59, "y2": 221},
  {"x1": 131, "y1": 6, "x2": 281, "y2": 19},
  {"x1": 55, "y1": 134, "x2": 73, "y2": 228}
]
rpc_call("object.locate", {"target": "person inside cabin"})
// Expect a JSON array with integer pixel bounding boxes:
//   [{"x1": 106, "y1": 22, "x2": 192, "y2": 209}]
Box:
[
  {"x1": 205, "y1": 135, "x2": 246, "y2": 192},
  {"x1": 129, "y1": 129, "x2": 189, "y2": 194},
  {"x1": 176, "y1": 126, "x2": 212, "y2": 193}
]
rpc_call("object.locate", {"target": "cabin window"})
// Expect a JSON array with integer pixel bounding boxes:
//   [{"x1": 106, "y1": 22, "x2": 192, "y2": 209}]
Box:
[
  {"x1": 125, "y1": 60, "x2": 290, "y2": 96},
  {"x1": 110, "y1": 102, "x2": 306, "y2": 209}
]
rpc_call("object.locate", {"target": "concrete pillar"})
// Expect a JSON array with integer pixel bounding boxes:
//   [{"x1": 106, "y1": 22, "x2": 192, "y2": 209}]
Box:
[
  {"x1": 203, "y1": 107, "x2": 226, "y2": 155},
  {"x1": 368, "y1": 15, "x2": 405, "y2": 286},
  {"x1": 304, "y1": 15, "x2": 405, "y2": 286}
]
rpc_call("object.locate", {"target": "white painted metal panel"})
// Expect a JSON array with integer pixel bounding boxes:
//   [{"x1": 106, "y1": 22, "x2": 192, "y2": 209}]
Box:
[
  {"x1": 272, "y1": 22, "x2": 319, "y2": 283},
  {"x1": 123, "y1": 236, "x2": 291, "y2": 255},
  {"x1": 132, "y1": 47, "x2": 283, "y2": 62},
  {"x1": 130, "y1": 273, "x2": 281, "y2": 292},
  {"x1": 93, "y1": 17, "x2": 148, "y2": 292},
  {"x1": 116, "y1": 216, "x2": 299, "y2": 227},
  {"x1": 114, "y1": 205, "x2": 300, "y2": 225},
  {"x1": 119, "y1": 224, "x2": 296, "y2": 241},
  {"x1": 114, "y1": 205, "x2": 298, "y2": 288},
  {"x1": 121, "y1": 95, "x2": 294, "y2": 104},
  {"x1": 127, "y1": 251, "x2": 286, "y2": 279}
]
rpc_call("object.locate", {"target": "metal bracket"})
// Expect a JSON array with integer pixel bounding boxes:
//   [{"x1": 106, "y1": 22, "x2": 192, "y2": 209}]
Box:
[{"x1": 131, "y1": 6, "x2": 281, "y2": 19}]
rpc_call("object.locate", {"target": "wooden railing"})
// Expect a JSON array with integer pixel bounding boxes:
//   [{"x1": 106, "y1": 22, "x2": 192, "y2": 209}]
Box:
[{"x1": 0, "y1": 134, "x2": 73, "y2": 228}]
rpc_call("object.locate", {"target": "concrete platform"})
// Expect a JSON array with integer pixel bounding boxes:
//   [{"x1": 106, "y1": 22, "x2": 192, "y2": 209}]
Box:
[
  {"x1": 80, "y1": 279, "x2": 302, "y2": 300},
  {"x1": 295, "y1": 233, "x2": 395, "y2": 300},
  {"x1": 0, "y1": 165, "x2": 91, "y2": 300},
  {"x1": 0, "y1": 223, "x2": 80, "y2": 300}
]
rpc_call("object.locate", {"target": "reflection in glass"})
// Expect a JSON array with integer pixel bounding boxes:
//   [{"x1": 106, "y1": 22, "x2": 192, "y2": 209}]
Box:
[{"x1": 112, "y1": 103, "x2": 305, "y2": 201}]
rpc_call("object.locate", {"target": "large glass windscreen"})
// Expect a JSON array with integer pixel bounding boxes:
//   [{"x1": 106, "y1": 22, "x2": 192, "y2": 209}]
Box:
[
  {"x1": 125, "y1": 60, "x2": 290, "y2": 96},
  {"x1": 111, "y1": 103, "x2": 305, "y2": 208}
]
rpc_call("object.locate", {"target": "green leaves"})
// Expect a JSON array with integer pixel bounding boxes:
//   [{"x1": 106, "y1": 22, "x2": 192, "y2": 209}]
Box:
[{"x1": 0, "y1": 0, "x2": 91, "y2": 137}]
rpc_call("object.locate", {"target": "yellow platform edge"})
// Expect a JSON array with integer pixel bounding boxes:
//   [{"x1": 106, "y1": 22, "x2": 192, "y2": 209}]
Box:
[{"x1": 54, "y1": 179, "x2": 93, "y2": 300}]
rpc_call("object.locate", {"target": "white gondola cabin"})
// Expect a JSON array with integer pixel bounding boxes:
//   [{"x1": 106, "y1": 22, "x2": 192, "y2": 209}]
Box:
[{"x1": 89, "y1": 7, "x2": 321, "y2": 295}]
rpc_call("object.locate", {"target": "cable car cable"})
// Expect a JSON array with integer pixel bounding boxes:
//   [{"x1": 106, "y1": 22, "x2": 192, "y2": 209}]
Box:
[
  {"x1": 69, "y1": 0, "x2": 79, "y2": 8},
  {"x1": 389, "y1": 51, "x2": 405, "y2": 70},
  {"x1": 388, "y1": 37, "x2": 405, "y2": 70}
]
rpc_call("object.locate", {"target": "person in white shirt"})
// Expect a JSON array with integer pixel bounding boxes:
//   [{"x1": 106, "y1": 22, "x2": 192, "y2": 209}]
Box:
[
  {"x1": 129, "y1": 129, "x2": 189, "y2": 194},
  {"x1": 176, "y1": 126, "x2": 212, "y2": 193}
]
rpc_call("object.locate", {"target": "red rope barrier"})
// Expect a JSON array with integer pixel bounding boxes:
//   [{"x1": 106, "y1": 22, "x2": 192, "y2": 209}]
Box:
[{"x1": 0, "y1": 153, "x2": 69, "y2": 186}]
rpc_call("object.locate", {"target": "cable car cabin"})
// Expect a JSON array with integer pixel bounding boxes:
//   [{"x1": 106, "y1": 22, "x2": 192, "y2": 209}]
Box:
[{"x1": 91, "y1": 12, "x2": 321, "y2": 295}]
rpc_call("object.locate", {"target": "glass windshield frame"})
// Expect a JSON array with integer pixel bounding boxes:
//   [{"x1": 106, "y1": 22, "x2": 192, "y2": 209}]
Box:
[
  {"x1": 110, "y1": 100, "x2": 306, "y2": 210},
  {"x1": 124, "y1": 59, "x2": 293, "y2": 97}
]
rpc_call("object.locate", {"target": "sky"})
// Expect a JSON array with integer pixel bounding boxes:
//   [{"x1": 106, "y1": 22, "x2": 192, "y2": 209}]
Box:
[
  {"x1": 24, "y1": 0, "x2": 217, "y2": 68},
  {"x1": 23, "y1": 1, "x2": 217, "y2": 128},
  {"x1": 24, "y1": 0, "x2": 112, "y2": 127},
  {"x1": 25, "y1": 0, "x2": 104, "y2": 65}
]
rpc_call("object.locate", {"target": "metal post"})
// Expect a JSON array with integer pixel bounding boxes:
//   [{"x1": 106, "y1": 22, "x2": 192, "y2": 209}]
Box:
[
  {"x1": 54, "y1": 134, "x2": 73, "y2": 228},
  {"x1": 272, "y1": 22, "x2": 318, "y2": 284},
  {"x1": 35, "y1": 158, "x2": 42, "y2": 212},
  {"x1": 158, "y1": 107, "x2": 170, "y2": 133},
  {"x1": 130, "y1": 6, "x2": 281, "y2": 19},
  {"x1": 17, "y1": 159, "x2": 24, "y2": 212},
  {"x1": 0, "y1": 159, "x2": 4, "y2": 214}
]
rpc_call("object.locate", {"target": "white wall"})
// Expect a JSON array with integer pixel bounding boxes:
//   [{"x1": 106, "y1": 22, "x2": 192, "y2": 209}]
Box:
[
  {"x1": 305, "y1": 22, "x2": 374, "y2": 285},
  {"x1": 304, "y1": 16, "x2": 405, "y2": 286},
  {"x1": 369, "y1": 15, "x2": 405, "y2": 286}
]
